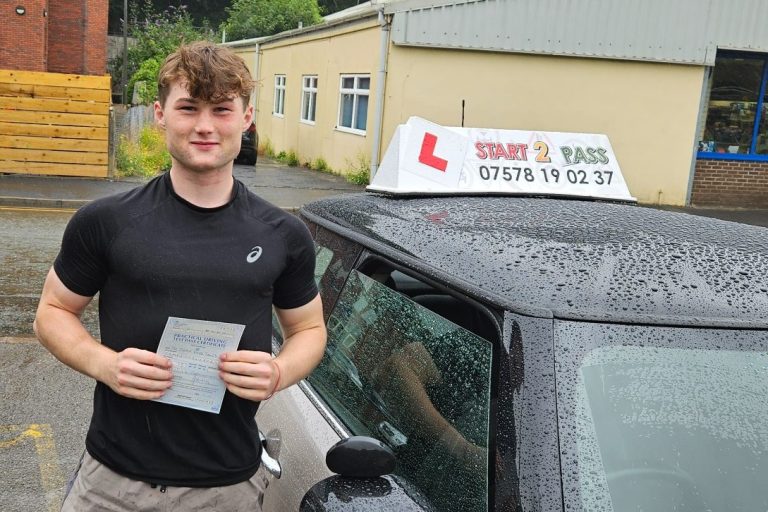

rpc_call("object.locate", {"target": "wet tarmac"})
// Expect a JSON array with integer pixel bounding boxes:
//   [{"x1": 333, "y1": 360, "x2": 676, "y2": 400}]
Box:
[
  {"x1": 648, "y1": 204, "x2": 768, "y2": 229},
  {"x1": 0, "y1": 158, "x2": 365, "y2": 212},
  {"x1": 1, "y1": 159, "x2": 766, "y2": 228}
]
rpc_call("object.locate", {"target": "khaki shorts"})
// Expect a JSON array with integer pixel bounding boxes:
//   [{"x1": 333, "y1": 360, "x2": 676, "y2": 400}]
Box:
[{"x1": 61, "y1": 451, "x2": 268, "y2": 512}]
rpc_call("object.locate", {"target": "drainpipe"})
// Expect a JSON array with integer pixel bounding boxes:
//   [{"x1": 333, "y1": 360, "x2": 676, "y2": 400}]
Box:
[
  {"x1": 369, "y1": 10, "x2": 391, "y2": 179},
  {"x1": 253, "y1": 44, "x2": 261, "y2": 114}
]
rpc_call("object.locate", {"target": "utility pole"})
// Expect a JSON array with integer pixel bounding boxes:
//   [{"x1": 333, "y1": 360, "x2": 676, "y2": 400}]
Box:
[{"x1": 122, "y1": 0, "x2": 128, "y2": 104}]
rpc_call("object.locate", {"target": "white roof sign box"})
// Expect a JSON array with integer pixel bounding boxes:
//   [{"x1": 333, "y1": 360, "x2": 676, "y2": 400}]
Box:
[{"x1": 367, "y1": 116, "x2": 636, "y2": 202}]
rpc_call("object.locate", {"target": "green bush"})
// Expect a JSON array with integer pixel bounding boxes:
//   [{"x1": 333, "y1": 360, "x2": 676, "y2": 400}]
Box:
[
  {"x1": 127, "y1": 57, "x2": 161, "y2": 105},
  {"x1": 116, "y1": 126, "x2": 171, "y2": 178}
]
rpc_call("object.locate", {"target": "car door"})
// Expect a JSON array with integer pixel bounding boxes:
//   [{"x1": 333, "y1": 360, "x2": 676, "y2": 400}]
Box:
[
  {"x1": 258, "y1": 228, "x2": 500, "y2": 511},
  {"x1": 259, "y1": 225, "x2": 362, "y2": 511}
]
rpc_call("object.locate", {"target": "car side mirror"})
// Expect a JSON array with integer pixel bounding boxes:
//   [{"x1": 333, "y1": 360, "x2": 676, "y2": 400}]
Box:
[
  {"x1": 300, "y1": 436, "x2": 430, "y2": 511},
  {"x1": 325, "y1": 436, "x2": 395, "y2": 477}
]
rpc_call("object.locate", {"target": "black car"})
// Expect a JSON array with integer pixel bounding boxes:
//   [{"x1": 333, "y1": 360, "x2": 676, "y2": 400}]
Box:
[
  {"x1": 256, "y1": 193, "x2": 768, "y2": 512},
  {"x1": 236, "y1": 121, "x2": 258, "y2": 165}
]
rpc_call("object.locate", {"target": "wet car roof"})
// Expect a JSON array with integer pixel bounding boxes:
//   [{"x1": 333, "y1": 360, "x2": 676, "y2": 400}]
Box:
[{"x1": 302, "y1": 194, "x2": 768, "y2": 328}]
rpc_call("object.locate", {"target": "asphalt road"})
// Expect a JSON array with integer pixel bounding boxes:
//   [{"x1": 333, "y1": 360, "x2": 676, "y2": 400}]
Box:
[
  {"x1": 0, "y1": 207, "x2": 94, "y2": 512},
  {"x1": 0, "y1": 162, "x2": 364, "y2": 512}
]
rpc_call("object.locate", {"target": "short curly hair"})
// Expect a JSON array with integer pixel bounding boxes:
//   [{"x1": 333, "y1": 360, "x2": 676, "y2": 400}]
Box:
[{"x1": 157, "y1": 41, "x2": 255, "y2": 107}]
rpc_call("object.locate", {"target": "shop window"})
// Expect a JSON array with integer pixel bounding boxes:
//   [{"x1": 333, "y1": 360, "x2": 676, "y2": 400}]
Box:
[
  {"x1": 699, "y1": 52, "x2": 768, "y2": 160},
  {"x1": 337, "y1": 75, "x2": 369, "y2": 135}
]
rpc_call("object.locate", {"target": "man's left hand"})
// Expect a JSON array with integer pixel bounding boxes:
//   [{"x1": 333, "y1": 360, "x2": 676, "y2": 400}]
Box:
[{"x1": 219, "y1": 350, "x2": 278, "y2": 402}]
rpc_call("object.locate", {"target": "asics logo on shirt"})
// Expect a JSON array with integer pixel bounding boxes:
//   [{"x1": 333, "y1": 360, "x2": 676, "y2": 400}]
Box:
[{"x1": 247, "y1": 246, "x2": 263, "y2": 263}]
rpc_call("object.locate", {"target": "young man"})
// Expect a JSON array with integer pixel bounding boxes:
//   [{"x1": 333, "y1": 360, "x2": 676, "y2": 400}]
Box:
[{"x1": 34, "y1": 41, "x2": 326, "y2": 511}]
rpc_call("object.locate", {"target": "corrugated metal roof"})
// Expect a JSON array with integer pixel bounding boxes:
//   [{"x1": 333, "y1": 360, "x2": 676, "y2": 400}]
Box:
[{"x1": 386, "y1": 0, "x2": 768, "y2": 65}]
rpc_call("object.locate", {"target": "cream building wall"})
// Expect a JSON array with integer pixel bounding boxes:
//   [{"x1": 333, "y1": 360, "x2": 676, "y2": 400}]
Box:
[
  {"x1": 227, "y1": 47, "x2": 259, "y2": 109},
  {"x1": 256, "y1": 21, "x2": 381, "y2": 173},
  {"x1": 234, "y1": 14, "x2": 706, "y2": 205},
  {"x1": 381, "y1": 46, "x2": 705, "y2": 205}
]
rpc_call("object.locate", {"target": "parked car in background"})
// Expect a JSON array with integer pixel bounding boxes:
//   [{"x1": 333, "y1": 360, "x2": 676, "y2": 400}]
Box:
[
  {"x1": 236, "y1": 121, "x2": 258, "y2": 165},
  {"x1": 255, "y1": 191, "x2": 768, "y2": 511}
]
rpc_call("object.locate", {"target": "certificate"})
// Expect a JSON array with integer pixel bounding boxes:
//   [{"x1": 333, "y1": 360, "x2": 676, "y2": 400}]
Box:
[{"x1": 152, "y1": 317, "x2": 245, "y2": 414}]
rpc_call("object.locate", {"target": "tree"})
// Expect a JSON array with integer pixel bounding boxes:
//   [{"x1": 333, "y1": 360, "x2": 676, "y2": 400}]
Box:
[
  {"x1": 125, "y1": 1, "x2": 213, "y2": 103},
  {"x1": 316, "y1": 0, "x2": 361, "y2": 16},
  {"x1": 221, "y1": 0, "x2": 322, "y2": 41},
  {"x1": 109, "y1": 0, "x2": 232, "y2": 34}
]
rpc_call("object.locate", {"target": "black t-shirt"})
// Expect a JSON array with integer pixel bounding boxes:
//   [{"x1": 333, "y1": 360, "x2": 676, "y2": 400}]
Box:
[{"x1": 54, "y1": 172, "x2": 318, "y2": 486}]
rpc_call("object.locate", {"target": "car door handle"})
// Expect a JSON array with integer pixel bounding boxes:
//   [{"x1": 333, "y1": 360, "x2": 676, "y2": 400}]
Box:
[{"x1": 259, "y1": 430, "x2": 282, "y2": 479}]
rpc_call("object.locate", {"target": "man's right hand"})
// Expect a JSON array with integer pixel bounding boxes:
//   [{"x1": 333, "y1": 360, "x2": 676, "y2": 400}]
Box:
[{"x1": 105, "y1": 348, "x2": 173, "y2": 400}]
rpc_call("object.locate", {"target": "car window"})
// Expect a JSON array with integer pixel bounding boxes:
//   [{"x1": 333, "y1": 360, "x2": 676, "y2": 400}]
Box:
[
  {"x1": 314, "y1": 245, "x2": 334, "y2": 282},
  {"x1": 311, "y1": 225, "x2": 363, "y2": 321},
  {"x1": 307, "y1": 269, "x2": 494, "y2": 511},
  {"x1": 555, "y1": 321, "x2": 768, "y2": 512},
  {"x1": 273, "y1": 225, "x2": 362, "y2": 344},
  {"x1": 272, "y1": 243, "x2": 332, "y2": 345}
]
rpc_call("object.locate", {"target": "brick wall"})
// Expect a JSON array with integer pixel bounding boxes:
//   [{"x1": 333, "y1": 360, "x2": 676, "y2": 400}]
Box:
[
  {"x1": 84, "y1": 0, "x2": 108, "y2": 75},
  {"x1": 0, "y1": 1, "x2": 48, "y2": 71},
  {"x1": 0, "y1": 1, "x2": 106, "y2": 75},
  {"x1": 691, "y1": 159, "x2": 768, "y2": 208},
  {"x1": 47, "y1": 0, "x2": 85, "y2": 74}
]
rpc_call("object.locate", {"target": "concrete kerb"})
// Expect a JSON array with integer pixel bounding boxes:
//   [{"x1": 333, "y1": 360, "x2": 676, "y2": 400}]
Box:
[
  {"x1": 0, "y1": 159, "x2": 364, "y2": 212},
  {"x1": 0, "y1": 195, "x2": 300, "y2": 214},
  {"x1": 0, "y1": 196, "x2": 85, "y2": 210}
]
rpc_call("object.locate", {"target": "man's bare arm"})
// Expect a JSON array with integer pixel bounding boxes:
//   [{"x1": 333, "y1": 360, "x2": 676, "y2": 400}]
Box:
[
  {"x1": 219, "y1": 294, "x2": 327, "y2": 401},
  {"x1": 272, "y1": 294, "x2": 327, "y2": 387},
  {"x1": 34, "y1": 267, "x2": 172, "y2": 400}
]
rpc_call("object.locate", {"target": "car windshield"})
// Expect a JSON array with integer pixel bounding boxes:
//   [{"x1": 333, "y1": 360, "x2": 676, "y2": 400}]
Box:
[{"x1": 554, "y1": 321, "x2": 768, "y2": 512}]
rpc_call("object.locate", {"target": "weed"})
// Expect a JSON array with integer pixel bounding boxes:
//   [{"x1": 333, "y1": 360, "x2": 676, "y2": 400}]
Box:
[
  {"x1": 116, "y1": 126, "x2": 171, "y2": 178},
  {"x1": 259, "y1": 138, "x2": 275, "y2": 158},
  {"x1": 285, "y1": 150, "x2": 300, "y2": 167},
  {"x1": 273, "y1": 149, "x2": 300, "y2": 166},
  {"x1": 311, "y1": 157, "x2": 331, "y2": 173},
  {"x1": 347, "y1": 168, "x2": 370, "y2": 185},
  {"x1": 344, "y1": 152, "x2": 371, "y2": 185}
]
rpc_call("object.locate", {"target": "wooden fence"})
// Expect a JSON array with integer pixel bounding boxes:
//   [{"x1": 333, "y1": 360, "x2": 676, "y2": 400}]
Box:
[{"x1": 0, "y1": 70, "x2": 111, "y2": 178}]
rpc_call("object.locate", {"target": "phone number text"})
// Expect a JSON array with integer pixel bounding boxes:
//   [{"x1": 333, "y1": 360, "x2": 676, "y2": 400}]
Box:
[{"x1": 478, "y1": 166, "x2": 614, "y2": 186}]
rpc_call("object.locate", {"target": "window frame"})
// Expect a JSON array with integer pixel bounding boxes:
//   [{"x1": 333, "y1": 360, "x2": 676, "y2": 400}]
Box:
[
  {"x1": 553, "y1": 320, "x2": 768, "y2": 512},
  {"x1": 698, "y1": 50, "x2": 768, "y2": 162},
  {"x1": 271, "y1": 215, "x2": 508, "y2": 508},
  {"x1": 273, "y1": 75, "x2": 286, "y2": 118},
  {"x1": 306, "y1": 249, "x2": 502, "y2": 510},
  {"x1": 336, "y1": 74, "x2": 370, "y2": 136},
  {"x1": 301, "y1": 75, "x2": 318, "y2": 125}
]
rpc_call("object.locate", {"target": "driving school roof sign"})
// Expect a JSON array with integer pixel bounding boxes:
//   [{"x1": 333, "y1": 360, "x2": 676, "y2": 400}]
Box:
[{"x1": 367, "y1": 116, "x2": 636, "y2": 202}]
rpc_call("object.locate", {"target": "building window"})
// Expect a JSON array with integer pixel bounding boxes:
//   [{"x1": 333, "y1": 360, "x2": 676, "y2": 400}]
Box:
[
  {"x1": 274, "y1": 75, "x2": 286, "y2": 117},
  {"x1": 699, "y1": 52, "x2": 768, "y2": 160},
  {"x1": 301, "y1": 75, "x2": 318, "y2": 124},
  {"x1": 338, "y1": 75, "x2": 370, "y2": 134}
]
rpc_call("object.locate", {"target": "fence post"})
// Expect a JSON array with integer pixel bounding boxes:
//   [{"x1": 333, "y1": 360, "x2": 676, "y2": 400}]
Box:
[{"x1": 108, "y1": 106, "x2": 116, "y2": 178}]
